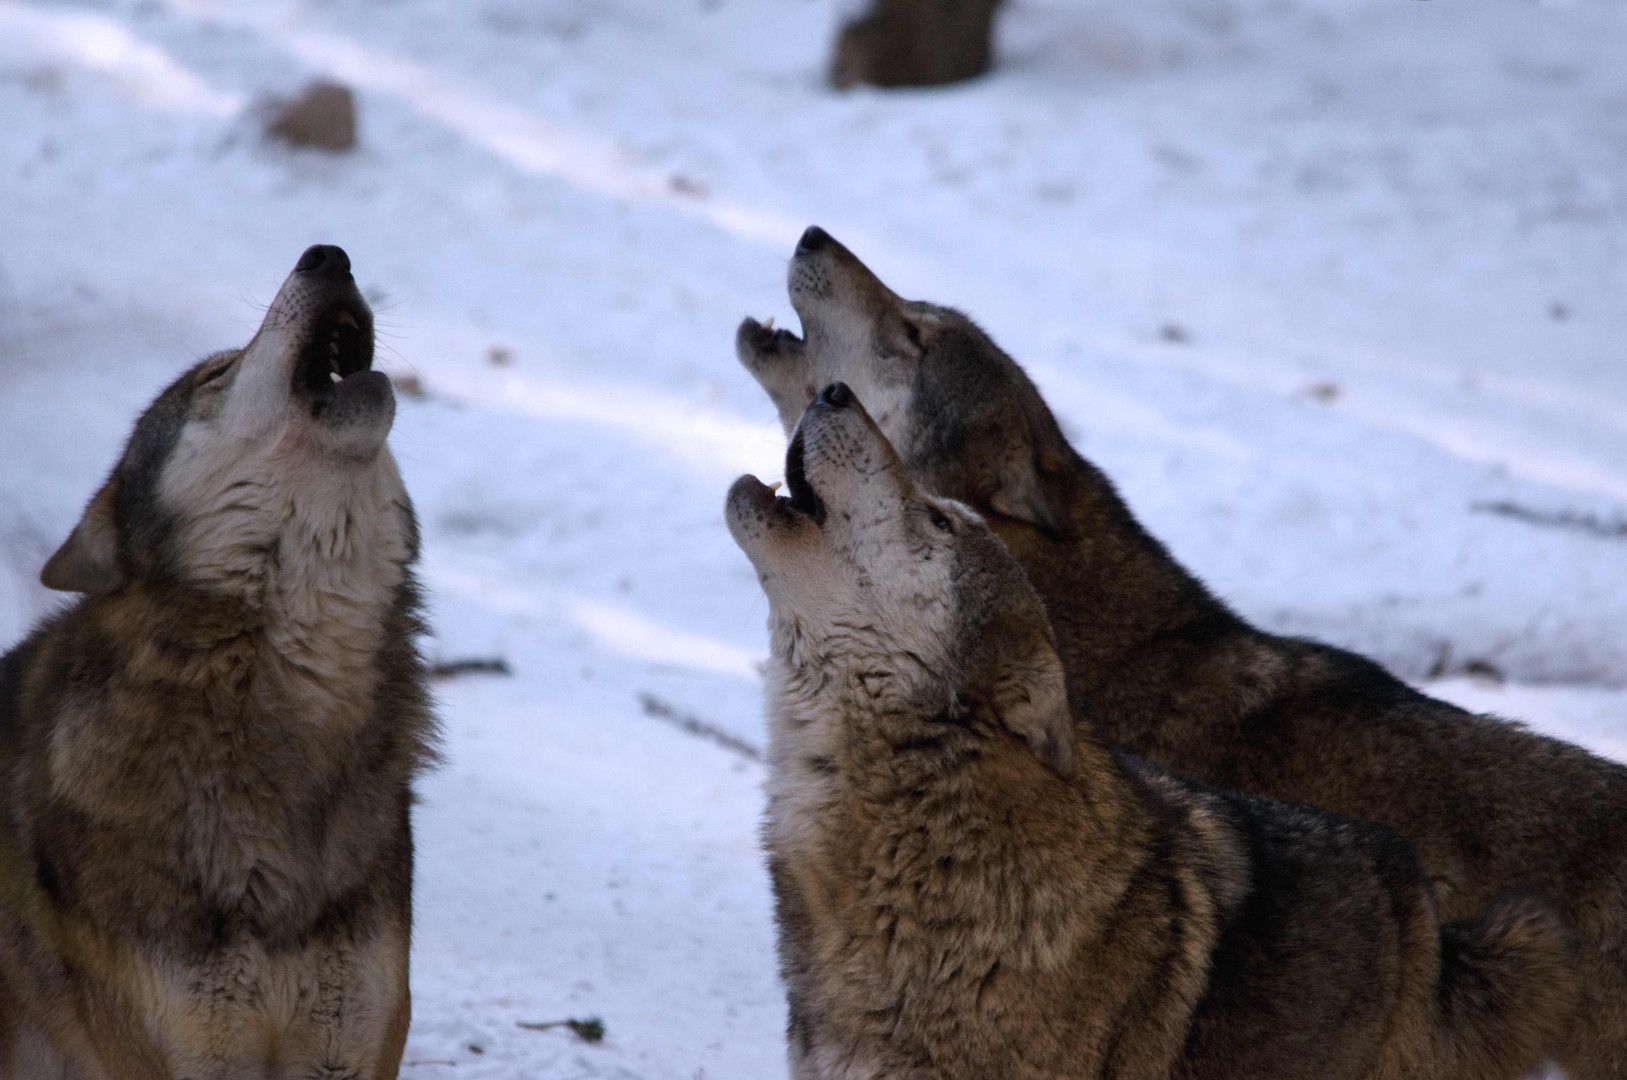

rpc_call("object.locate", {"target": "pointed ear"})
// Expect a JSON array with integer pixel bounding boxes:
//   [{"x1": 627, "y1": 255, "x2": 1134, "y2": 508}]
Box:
[
  {"x1": 41, "y1": 480, "x2": 125, "y2": 594},
  {"x1": 991, "y1": 637, "x2": 1075, "y2": 779},
  {"x1": 987, "y1": 452, "x2": 1063, "y2": 537}
]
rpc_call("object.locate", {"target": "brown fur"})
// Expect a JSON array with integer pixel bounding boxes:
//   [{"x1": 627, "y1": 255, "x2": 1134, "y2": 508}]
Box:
[
  {"x1": 738, "y1": 226, "x2": 1624, "y2": 1078},
  {"x1": 726, "y1": 391, "x2": 1576, "y2": 1080},
  {"x1": 0, "y1": 246, "x2": 436, "y2": 1078}
]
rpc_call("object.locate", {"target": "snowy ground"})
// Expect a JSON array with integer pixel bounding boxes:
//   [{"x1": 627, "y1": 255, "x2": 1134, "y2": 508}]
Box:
[{"x1": 1, "y1": 0, "x2": 1624, "y2": 1075}]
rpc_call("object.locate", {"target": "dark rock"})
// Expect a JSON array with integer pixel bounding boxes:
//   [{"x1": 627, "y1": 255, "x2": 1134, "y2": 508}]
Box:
[
  {"x1": 832, "y1": 0, "x2": 1002, "y2": 90},
  {"x1": 267, "y1": 80, "x2": 357, "y2": 151}
]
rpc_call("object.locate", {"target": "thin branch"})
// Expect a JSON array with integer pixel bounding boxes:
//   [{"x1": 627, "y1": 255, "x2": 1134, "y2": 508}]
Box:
[
  {"x1": 429, "y1": 657, "x2": 512, "y2": 679},
  {"x1": 637, "y1": 693, "x2": 763, "y2": 762},
  {"x1": 517, "y1": 1017, "x2": 606, "y2": 1043},
  {"x1": 1471, "y1": 500, "x2": 1627, "y2": 541}
]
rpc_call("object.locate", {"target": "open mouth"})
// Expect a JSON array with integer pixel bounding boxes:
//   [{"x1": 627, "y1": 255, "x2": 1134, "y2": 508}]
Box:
[
  {"x1": 781, "y1": 427, "x2": 826, "y2": 524},
  {"x1": 295, "y1": 301, "x2": 375, "y2": 405},
  {"x1": 739, "y1": 315, "x2": 805, "y2": 359}
]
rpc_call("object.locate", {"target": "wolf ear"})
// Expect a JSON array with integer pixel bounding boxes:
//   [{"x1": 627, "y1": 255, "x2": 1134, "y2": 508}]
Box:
[
  {"x1": 987, "y1": 451, "x2": 1063, "y2": 538},
  {"x1": 41, "y1": 480, "x2": 125, "y2": 594},
  {"x1": 991, "y1": 638, "x2": 1075, "y2": 779}
]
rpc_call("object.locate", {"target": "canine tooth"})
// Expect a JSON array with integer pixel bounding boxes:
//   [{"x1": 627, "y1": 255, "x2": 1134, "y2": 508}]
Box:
[
  {"x1": 761, "y1": 317, "x2": 774, "y2": 332},
  {"x1": 337, "y1": 311, "x2": 358, "y2": 328},
  {"x1": 768, "y1": 481, "x2": 782, "y2": 493},
  {"x1": 330, "y1": 370, "x2": 342, "y2": 384}
]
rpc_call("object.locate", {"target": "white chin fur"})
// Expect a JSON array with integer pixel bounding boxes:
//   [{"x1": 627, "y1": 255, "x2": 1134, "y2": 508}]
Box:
[{"x1": 316, "y1": 371, "x2": 396, "y2": 461}]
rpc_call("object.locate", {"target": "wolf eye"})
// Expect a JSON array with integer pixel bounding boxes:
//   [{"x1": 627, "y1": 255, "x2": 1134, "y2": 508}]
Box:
[
  {"x1": 928, "y1": 507, "x2": 953, "y2": 532},
  {"x1": 197, "y1": 363, "x2": 232, "y2": 387}
]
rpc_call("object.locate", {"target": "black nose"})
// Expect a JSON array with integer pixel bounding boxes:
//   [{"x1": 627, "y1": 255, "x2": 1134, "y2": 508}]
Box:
[
  {"x1": 796, "y1": 226, "x2": 833, "y2": 255},
  {"x1": 818, "y1": 382, "x2": 853, "y2": 408},
  {"x1": 295, "y1": 244, "x2": 352, "y2": 278}
]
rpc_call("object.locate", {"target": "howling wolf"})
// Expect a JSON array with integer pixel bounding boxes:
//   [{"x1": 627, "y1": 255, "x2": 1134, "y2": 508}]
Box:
[
  {"x1": 737, "y1": 226, "x2": 1627, "y2": 1078},
  {"x1": 727, "y1": 384, "x2": 1576, "y2": 1080},
  {"x1": 0, "y1": 245, "x2": 437, "y2": 1078}
]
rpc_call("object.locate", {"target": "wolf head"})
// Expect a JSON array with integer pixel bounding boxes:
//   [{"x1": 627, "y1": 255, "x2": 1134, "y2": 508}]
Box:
[
  {"x1": 737, "y1": 226, "x2": 1069, "y2": 540},
  {"x1": 41, "y1": 245, "x2": 414, "y2": 608},
  {"x1": 726, "y1": 384, "x2": 1073, "y2": 778}
]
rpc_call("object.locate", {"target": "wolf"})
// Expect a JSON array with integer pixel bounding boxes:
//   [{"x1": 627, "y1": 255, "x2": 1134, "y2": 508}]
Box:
[
  {"x1": 737, "y1": 225, "x2": 1627, "y2": 1079},
  {"x1": 726, "y1": 384, "x2": 1576, "y2": 1080},
  {"x1": 0, "y1": 245, "x2": 437, "y2": 1078}
]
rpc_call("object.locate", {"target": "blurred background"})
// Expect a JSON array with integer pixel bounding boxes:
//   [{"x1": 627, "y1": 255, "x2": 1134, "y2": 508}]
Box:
[{"x1": 1, "y1": 0, "x2": 1623, "y2": 1074}]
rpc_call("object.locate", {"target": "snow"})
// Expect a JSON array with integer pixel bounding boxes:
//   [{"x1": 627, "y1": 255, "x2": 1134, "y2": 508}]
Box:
[{"x1": 0, "y1": 0, "x2": 1622, "y2": 1075}]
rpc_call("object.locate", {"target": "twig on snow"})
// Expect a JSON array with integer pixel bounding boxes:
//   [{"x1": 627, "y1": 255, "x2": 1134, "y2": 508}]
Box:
[
  {"x1": 429, "y1": 657, "x2": 513, "y2": 679},
  {"x1": 517, "y1": 1017, "x2": 606, "y2": 1043},
  {"x1": 637, "y1": 693, "x2": 763, "y2": 762},
  {"x1": 1471, "y1": 500, "x2": 1627, "y2": 541}
]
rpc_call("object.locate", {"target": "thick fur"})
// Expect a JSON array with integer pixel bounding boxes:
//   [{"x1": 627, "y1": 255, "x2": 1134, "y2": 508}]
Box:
[
  {"x1": 738, "y1": 226, "x2": 1626, "y2": 1078},
  {"x1": 0, "y1": 246, "x2": 437, "y2": 1079},
  {"x1": 725, "y1": 392, "x2": 1576, "y2": 1080}
]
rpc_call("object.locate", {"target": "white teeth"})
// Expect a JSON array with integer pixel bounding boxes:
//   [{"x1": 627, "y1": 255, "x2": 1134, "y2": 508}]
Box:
[
  {"x1": 337, "y1": 311, "x2": 358, "y2": 328},
  {"x1": 768, "y1": 481, "x2": 782, "y2": 493},
  {"x1": 330, "y1": 370, "x2": 342, "y2": 384},
  {"x1": 761, "y1": 317, "x2": 774, "y2": 331}
]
